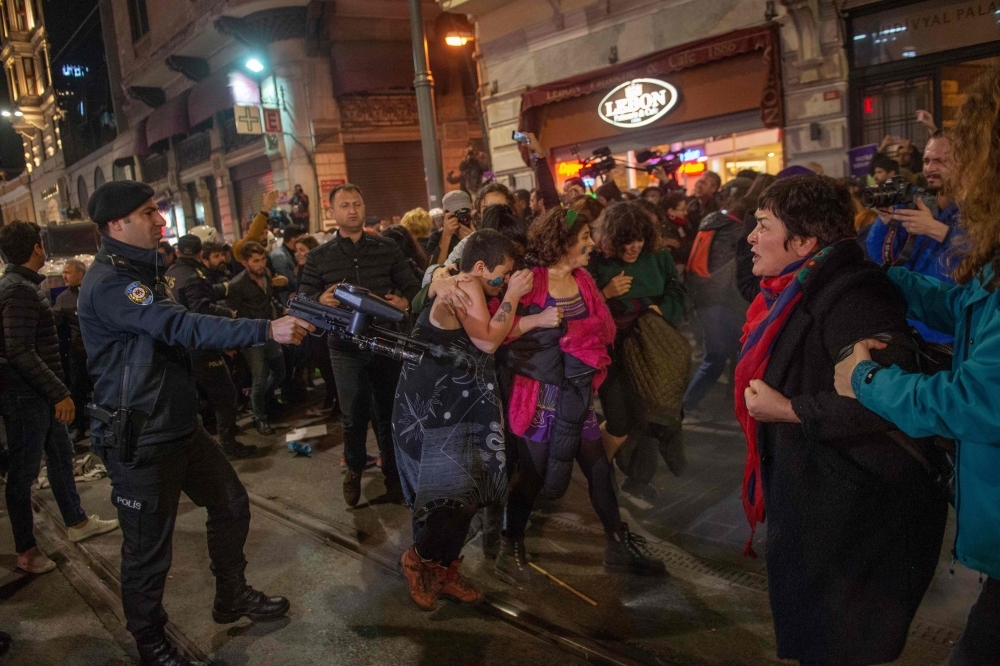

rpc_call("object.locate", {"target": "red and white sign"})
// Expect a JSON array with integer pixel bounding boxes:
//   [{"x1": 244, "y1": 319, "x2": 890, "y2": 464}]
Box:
[{"x1": 263, "y1": 108, "x2": 282, "y2": 134}]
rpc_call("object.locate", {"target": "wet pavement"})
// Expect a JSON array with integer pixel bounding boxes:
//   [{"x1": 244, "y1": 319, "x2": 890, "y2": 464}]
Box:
[{"x1": 5, "y1": 379, "x2": 980, "y2": 665}]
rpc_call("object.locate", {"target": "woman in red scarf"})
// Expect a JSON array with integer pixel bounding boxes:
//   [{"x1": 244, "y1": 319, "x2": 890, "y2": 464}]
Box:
[
  {"x1": 735, "y1": 176, "x2": 947, "y2": 666},
  {"x1": 493, "y1": 207, "x2": 665, "y2": 588}
]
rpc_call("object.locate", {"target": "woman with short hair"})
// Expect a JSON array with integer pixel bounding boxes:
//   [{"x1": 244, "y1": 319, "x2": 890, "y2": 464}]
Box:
[{"x1": 738, "y1": 175, "x2": 947, "y2": 665}]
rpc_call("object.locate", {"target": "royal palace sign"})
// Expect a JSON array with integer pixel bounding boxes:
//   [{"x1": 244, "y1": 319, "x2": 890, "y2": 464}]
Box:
[{"x1": 598, "y1": 79, "x2": 679, "y2": 129}]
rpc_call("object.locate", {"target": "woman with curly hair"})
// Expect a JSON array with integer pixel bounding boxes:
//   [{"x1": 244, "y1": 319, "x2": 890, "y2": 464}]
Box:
[
  {"x1": 492, "y1": 206, "x2": 665, "y2": 588},
  {"x1": 836, "y1": 66, "x2": 1000, "y2": 666},
  {"x1": 589, "y1": 202, "x2": 686, "y2": 501}
]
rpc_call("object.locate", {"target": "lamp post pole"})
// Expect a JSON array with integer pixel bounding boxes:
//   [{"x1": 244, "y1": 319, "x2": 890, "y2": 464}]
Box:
[{"x1": 408, "y1": 0, "x2": 445, "y2": 209}]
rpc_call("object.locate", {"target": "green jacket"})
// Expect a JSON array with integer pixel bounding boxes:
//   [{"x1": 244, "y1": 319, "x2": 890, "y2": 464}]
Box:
[
  {"x1": 589, "y1": 250, "x2": 685, "y2": 327},
  {"x1": 852, "y1": 266, "x2": 1000, "y2": 578}
]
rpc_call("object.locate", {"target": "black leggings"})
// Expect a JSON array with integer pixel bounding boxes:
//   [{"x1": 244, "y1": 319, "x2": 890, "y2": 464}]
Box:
[
  {"x1": 504, "y1": 435, "x2": 621, "y2": 539},
  {"x1": 413, "y1": 503, "x2": 479, "y2": 563}
]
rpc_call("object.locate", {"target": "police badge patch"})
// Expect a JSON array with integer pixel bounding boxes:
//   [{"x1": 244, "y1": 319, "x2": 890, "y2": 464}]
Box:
[{"x1": 126, "y1": 281, "x2": 154, "y2": 305}]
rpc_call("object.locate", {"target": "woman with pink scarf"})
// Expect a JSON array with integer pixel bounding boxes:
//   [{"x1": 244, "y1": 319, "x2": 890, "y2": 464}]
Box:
[{"x1": 491, "y1": 206, "x2": 666, "y2": 589}]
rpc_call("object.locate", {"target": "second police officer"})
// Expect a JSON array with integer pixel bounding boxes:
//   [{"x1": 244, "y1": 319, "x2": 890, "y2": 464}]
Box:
[
  {"x1": 164, "y1": 232, "x2": 256, "y2": 460},
  {"x1": 78, "y1": 181, "x2": 315, "y2": 666}
]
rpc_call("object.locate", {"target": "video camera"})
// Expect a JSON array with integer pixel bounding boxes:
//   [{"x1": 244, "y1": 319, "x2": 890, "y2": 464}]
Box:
[
  {"x1": 578, "y1": 147, "x2": 617, "y2": 181},
  {"x1": 288, "y1": 286, "x2": 471, "y2": 369},
  {"x1": 635, "y1": 149, "x2": 683, "y2": 175},
  {"x1": 861, "y1": 177, "x2": 936, "y2": 210}
]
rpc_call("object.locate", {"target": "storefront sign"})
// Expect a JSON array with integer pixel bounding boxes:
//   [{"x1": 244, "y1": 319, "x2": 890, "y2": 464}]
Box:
[
  {"x1": 848, "y1": 144, "x2": 879, "y2": 179},
  {"x1": 598, "y1": 79, "x2": 679, "y2": 128},
  {"x1": 262, "y1": 108, "x2": 282, "y2": 134},
  {"x1": 851, "y1": 0, "x2": 1000, "y2": 67}
]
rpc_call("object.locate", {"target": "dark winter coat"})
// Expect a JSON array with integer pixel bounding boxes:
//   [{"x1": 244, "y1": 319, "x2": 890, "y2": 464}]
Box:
[
  {"x1": 759, "y1": 241, "x2": 947, "y2": 664},
  {"x1": 0, "y1": 264, "x2": 70, "y2": 403}
]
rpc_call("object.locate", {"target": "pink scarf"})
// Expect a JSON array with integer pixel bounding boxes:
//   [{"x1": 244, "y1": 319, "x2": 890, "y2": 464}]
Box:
[{"x1": 505, "y1": 266, "x2": 616, "y2": 436}]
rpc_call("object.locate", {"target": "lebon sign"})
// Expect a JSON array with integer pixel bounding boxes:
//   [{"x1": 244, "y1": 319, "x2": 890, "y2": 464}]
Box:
[{"x1": 598, "y1": 79, "x2": 679, "y2": 129}]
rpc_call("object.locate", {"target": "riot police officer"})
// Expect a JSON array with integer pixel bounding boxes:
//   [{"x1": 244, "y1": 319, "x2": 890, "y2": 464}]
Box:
[
  {"x1": 165, "y1": 234, "x2": 254, "y2": 459},
  {"x1": 78, "y1": 181, "x2": 314, "y2": 666}
]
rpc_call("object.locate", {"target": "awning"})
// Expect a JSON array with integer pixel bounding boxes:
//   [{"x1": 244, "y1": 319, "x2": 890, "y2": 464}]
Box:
[
  {"x1": 517, "y1": 24, "x2": 783, "y2": 163},
  {"x1": 330, "y1": 41, "x2": 414, "y2": 96},
  {"x1": 187, "y1": 69, "x2": 260, "y2": 127},
  {"x1": 146, "y1": 90, "x2": 191, "y2": 146}
]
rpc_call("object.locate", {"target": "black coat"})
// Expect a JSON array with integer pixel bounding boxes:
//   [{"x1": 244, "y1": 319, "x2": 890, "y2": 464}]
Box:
[{"x1": 758, "y1": 242, "x2": 947, "y2": 664}]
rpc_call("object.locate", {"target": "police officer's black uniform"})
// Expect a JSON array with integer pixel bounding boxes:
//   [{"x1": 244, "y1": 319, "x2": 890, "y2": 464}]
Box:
[
  {"x1": 164, "y1": 236, "x2": 253, "y2": 459},
  {"x1": 78, "y1": 182, "x2": 289, "y2": 666}
]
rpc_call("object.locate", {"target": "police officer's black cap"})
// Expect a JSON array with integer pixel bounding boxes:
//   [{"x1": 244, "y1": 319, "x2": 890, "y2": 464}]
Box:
[
  {"x1": 176, "y1": 234, "x2": 202, "y2": 256},
  {"x1": 88, "y1": 181, "x2": 156, "y2": 225}
]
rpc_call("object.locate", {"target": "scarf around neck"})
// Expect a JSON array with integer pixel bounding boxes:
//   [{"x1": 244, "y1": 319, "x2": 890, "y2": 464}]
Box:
[{"x1": 734, "y1": 245, "x2": 836, "y2": 557}]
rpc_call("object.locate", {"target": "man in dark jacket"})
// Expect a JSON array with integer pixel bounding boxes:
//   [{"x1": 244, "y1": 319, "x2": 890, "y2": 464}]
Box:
[
  {"x1": 166, "y1": 235, "x2": 254, "y2": 458},
  {"x1": 78, "y1": 181, "x2": 313, "y2": 666},
  {"x1": 53, "y1": 258, "x2": 91, "y2": 439},
  {"x1": 227, "y1": 241, "x2": 285, "y2": 435},
  {"x1": 685, "y1": 170, "x2": 722, "y2": 227},
  {"x1": 299, "y1": 183, "x2": 421, "y2": 507},
  {"x1": 0, "y1": 222, "x2": 119, "y2": 576}
]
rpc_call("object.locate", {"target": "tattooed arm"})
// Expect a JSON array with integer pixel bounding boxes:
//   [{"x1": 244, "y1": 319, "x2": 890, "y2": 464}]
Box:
[{"x1": 457, "y1": 269, "x2": 533, "y2": 354}]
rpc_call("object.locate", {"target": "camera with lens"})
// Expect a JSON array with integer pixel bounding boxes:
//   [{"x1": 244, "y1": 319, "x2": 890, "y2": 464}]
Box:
[
  {"x1": 454, "y1": 207, "x2": 473, "y2": 227},
  {"x1": 861, "y1": 177, "x2": 935, "y2": 210},
  {"x1": 636, "y1": 149, "x2": 682, "y2": 175},
  {"x1": 579, "y1": 147, "x2": 617, "y2": 181}
]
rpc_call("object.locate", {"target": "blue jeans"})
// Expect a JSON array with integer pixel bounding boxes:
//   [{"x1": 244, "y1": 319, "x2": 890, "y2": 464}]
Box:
[
  {"x1": 0, "y1": 392, "x2": 87, "y2": 553},
  {"x1": 242, "y1": 341, "x2": 285, "y2": 422},
  {"x1": 683, "y1": 304, "x2": 745, "y2": 410}
]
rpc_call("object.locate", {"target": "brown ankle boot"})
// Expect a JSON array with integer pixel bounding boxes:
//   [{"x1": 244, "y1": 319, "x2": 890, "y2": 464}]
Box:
[
  {"x1": 399, "y1": 546, "x2": 440, "y2": 611},
  {"x1": 437, "y1": 557, "x2": 482, "y2": 604}
]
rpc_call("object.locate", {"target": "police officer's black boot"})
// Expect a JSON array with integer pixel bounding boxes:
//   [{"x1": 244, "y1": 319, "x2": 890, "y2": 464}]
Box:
[
  {"x1": 212, "y1": 573, "x2": 290, "y2": 624},
  {"x1": 217, "y1": 405, "x2": 257, "y2": 459},
  {"x1": 136, "y1": 635, "x2": 207, "y2": 666}
]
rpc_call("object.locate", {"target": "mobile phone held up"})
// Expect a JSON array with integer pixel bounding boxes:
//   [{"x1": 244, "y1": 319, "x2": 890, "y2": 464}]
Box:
[{"x1": 512, "y1": 131, "x2": 530, "y2": 144}]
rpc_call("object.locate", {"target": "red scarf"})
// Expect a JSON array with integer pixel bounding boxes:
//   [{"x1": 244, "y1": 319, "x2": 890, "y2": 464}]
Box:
[{"x1": 734, "y1": 258, "x2": 809, "y2": 558}]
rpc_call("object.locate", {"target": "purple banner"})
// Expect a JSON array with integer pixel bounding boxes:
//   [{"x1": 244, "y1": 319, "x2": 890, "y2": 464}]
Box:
[{"x1": 848, "y1": 144, "x2": 879, "y2": 179}]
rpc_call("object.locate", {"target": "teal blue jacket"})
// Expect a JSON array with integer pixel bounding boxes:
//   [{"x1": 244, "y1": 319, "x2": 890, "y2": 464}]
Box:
[{"x1": 851, "y1": 266, "x2": 1000, "y2": 578}]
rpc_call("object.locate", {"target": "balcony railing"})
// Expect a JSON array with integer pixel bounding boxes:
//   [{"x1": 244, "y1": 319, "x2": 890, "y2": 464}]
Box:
[{"x1": 177, "y1": 131, "x2": 211, "y2": 171}]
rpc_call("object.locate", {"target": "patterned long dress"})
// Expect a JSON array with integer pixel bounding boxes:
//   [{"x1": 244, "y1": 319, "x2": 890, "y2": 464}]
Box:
[{"x1": 392, "y1": 306, "x2": 508, "y2": 522}]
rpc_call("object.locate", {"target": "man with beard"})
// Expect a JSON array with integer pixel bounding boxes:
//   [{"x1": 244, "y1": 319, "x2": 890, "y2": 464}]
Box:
[
  {"x1": 867, "y1": 132, "x2": 962, "y2": 343},
  {"x1": 227, "y1": 242, "x2": 285, "y2": 435}
]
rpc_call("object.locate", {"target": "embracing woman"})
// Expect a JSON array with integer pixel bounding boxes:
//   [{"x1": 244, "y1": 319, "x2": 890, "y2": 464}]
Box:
[{"x1": 736, "y1": 175, "x2": 947, "y2": 665}]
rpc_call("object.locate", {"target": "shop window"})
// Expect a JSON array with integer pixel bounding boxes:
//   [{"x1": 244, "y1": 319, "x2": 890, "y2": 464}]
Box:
[
  {"x1": 22, "y1": 57, "x2": 34, "y2": 96},
  {"x1": 857, "y1": 77, "x2": 933, "y2": 150},
  {"x1": 127, "y1": 0, "x2": 149, "y2": 43},
  {"x1": 12, "y1": 0, "x2": 27, "y2": 32},
  {"x1": 77, "y1": 175, "x2": 88, "y2": 213}
]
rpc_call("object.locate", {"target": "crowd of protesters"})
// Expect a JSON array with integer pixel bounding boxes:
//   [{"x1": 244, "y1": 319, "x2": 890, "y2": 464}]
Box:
[{"x1": 2, "y1": 63, "x2": 999, "y2": 666}]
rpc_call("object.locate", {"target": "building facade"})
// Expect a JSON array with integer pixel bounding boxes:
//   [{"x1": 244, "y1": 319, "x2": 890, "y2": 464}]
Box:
[{"x1": 2, "y1": 0, "x2": 483, "y2": 237}]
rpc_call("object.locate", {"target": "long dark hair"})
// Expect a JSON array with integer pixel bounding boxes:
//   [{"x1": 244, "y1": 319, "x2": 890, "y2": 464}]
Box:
[{"x1": 382, "y1": 225, "x2": 429, "y2": 270}]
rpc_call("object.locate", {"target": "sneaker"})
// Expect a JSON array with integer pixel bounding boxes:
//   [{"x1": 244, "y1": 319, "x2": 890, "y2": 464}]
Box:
[
  {"x1": 16, "y1": 547, "x2": 56, "y2": 574},
  {"x1": 399, "y1": 546, "x2": 440, "y2": 611},
  {"x1": 437, "y1": 558, "x2": 482, "y2": 604},
  {"x1": 67, "y1": 514, "x2": 120, "y2": 543},
  {"x1": 343, "y1": 468, "x2": 363, "y2": 507},
  {"x1": 254, "y1": 420, "x2": 275, "y2": 436},
  {"x1": 493, "y1": 537, "x2": 547, "y2": 589},
  {"x1": 604, "y1": 523, "x2": 667, "y2": 576}
]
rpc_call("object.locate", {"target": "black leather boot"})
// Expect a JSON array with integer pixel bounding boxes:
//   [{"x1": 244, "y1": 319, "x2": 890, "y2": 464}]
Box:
[
  {"x1": 137, "y1": 636, "x2": 207, "y2": 666},
  {"x1": 212, "y1": 577, "x2": 290, "y2": 624},
  {"x1": 604, "y1": 523, "x2": 667, "y2": 576}
]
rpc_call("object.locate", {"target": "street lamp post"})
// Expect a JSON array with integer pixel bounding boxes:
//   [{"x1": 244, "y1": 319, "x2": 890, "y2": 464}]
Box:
[{"x1": 408, "y1": 0, "x2": 445, "y2": 209}]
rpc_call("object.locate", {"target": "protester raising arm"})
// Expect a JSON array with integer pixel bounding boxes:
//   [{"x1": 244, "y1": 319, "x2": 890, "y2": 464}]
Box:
[{"x1": 233, "y1": 190, "x2": 279, "y2": 262}]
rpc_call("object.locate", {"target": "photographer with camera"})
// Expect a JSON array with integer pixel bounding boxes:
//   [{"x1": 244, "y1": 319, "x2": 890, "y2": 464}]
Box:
[
  {"x1": 835, "y1": 68, "x2": 1000, "y2": 666},
  {"x1": 426, "y1": 190, "x2": 475, "y2": 267},
  {"x1": 865, "y1": 133, "x2": 962, "y2": 343},
  {"x1": 299, "y1": 183, "x2": 422, "y2": 507}
]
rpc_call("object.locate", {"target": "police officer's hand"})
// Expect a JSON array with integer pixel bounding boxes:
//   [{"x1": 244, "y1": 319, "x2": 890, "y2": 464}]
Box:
[
  {"x1": 319, "y1": 284, "x2": 340, "y2": 308},
  {"x1": 269, "y1": 316, "x2": 315, "y2": 345},
  {"x1": 54, "y1": 397, "x2": 75, "y2": 425},
  {"x1": 271, "y1": 275, "x2": 289, "y2": 288}
]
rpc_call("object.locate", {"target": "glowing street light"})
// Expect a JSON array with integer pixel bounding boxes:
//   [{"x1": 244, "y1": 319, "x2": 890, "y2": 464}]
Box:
[
  {"x1": 13, "y1": 110, "x2": 22, "y2": 117},
  {"x1": 445, "y1": 29, "x2": 473, "y2": 47},
  {"x1": 245, "y1": 58, "x2": 265, "y2": 73},
  {"x1": 1, "y1": 111, "x2": 10, "y2": 117}
]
